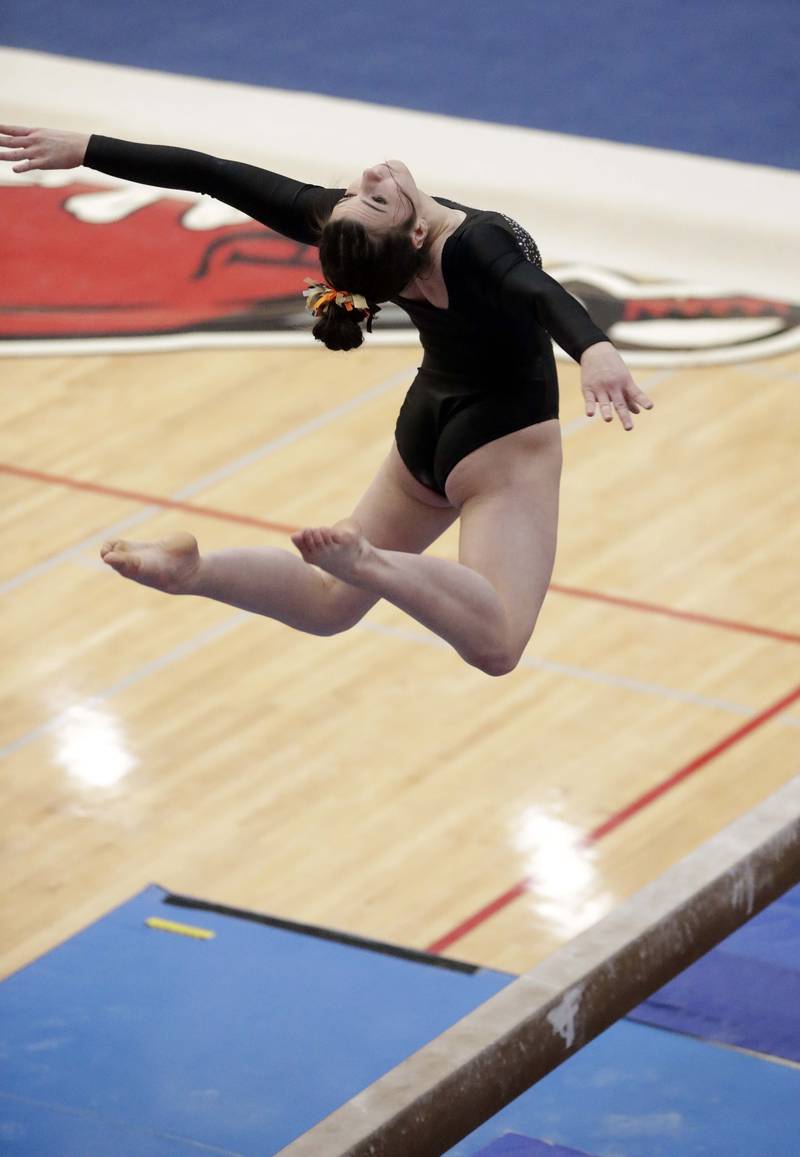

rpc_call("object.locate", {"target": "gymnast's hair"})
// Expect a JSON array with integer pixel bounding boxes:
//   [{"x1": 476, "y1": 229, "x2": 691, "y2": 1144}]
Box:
[{"x1": 311, "y1": 197, "x2": 427, "y2": 351}]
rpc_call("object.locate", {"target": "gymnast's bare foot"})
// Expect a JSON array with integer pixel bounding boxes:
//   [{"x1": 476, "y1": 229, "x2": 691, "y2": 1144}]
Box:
[
  {"x1": 291, "y1": 519, "x2": 377, "y2": 586},
  {"x1": 100, "y1": 531, "x2": 201, "y2": 594}
]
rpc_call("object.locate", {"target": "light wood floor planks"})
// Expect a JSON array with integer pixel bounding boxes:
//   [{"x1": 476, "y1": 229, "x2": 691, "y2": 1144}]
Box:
[{"x1": 2, "y1": 343, "x2": 798, "y2": 978}]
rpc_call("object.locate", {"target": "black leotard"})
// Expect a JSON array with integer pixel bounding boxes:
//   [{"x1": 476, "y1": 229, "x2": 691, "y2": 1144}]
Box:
[{"x1": 84, "y1": 136, "x2": 610, "y2": 495}]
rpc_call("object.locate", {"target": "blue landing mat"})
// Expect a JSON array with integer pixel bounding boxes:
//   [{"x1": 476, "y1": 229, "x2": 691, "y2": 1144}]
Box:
[
  {"x1": 475, "y1": 1135, "x2": 595, "y2": 1156},
  {"x1": 448, "y1": 1019, "x2": 800, "y2": 1157},
  {"x1": 629, "y1": 884, "x2": 800, "y2": 1061},
  {"x1": 4, "y1": 884, "x2": 800, "y2": 1156},
  {"x1": 0, "y1": 885, "x2": 512, "y2": 1155}
]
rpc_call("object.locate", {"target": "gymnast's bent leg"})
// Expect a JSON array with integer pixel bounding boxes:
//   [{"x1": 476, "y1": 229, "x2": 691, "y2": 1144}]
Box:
[{"x1": 293, "y1": 420, "x2": 561, "y2": 674}]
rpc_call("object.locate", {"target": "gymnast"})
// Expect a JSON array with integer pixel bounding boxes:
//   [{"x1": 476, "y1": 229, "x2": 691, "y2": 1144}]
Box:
[{"x1": 0, "y1": 125, "x2": 653, "y2": 676}]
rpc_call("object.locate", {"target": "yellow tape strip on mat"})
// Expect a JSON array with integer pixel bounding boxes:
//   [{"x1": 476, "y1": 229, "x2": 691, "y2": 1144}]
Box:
[{"x1": 145, "y1": 917, "x2": 216, "y2": 941}]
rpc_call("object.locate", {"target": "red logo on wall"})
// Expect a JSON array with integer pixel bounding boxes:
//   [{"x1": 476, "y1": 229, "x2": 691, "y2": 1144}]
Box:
[
  {"x1": 2, "y1": 173, "x2": 798, "y2": 365},
  {"x1": 1, "y1": 176, "x2": 326, "y2": 339}
]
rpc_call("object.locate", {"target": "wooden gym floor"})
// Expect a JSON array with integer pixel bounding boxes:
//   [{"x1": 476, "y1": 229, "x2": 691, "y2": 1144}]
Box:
[{"x1": 2, "y1": 342, "x2": 799, "y2": 980}]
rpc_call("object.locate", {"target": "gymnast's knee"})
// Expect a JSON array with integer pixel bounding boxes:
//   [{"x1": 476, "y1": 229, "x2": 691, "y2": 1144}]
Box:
[
  {"x1": 466, "y1": 612, "x2": 539, "y2": 674},
  {"x1": 466, "y1": 643, "x2": 523, "y2": 678}
]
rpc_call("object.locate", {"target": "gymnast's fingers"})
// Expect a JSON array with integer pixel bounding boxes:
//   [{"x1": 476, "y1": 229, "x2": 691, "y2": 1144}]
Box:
[
  {"x1": 629, "y1": 384, "x2": 654, "y2": 411},
  {"x1": 11, "y1": 156, "x2": 40, "y2": 174},
  {"x1": 612, "y1": 393, "x2": 634, "y2": 431},
  {"x1": 593, "y1": 388, "x2": 614, "y2": 423}
]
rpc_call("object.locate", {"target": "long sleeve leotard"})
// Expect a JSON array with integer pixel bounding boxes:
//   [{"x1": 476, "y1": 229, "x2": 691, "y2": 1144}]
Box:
[
  {"x1": 83, "y1": 135, "x2": 613, "y2": 493},
  {"x1": 85, "y1": 135, "x2": 342, "y2": 246},
  {"x1": 83, "y1": 135, "x2": 609, "y2": 381}
]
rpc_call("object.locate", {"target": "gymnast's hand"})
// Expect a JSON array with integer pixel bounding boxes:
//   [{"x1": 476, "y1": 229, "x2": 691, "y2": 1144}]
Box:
[
  {"x1": 580, "y1": 341, "x2": 654, "y2": 431},
  {"x1": 0, "y1": 125, "x2": 90, "y2": 172}
]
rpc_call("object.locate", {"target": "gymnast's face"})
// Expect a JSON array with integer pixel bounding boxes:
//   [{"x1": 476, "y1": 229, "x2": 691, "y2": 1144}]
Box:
[{"x1": 331, "y1": 161, "x2": 422, "y2": 234}]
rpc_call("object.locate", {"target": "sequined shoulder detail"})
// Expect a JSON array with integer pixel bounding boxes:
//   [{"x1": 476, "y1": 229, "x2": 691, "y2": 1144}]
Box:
[{"x1": 500, "y1": 213, "x2": 543, "y2": 268}]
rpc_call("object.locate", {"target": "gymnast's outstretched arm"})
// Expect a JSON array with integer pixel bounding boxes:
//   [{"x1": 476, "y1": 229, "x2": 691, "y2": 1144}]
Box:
[
  {"x1": 0, "y1": 124, "x2": 342, "y2": 246},
  {"x1": 458, "y1": 222, "x2": 654, "y2": 429}
]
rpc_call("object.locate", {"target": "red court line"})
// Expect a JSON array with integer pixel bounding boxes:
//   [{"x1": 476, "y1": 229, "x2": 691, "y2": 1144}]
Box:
[
  {"x1": 426, "y1": 681, "x2": 800, "y2": 956},
  {"x1": 0, "y1": 463, "x2": 296, "y2": 535},
  {"x1": 549, "y1": 582, "x2": 800, "y2": 646},
  {"x1": 4, "y1": 460, "x2": 799, "y2": 647}
]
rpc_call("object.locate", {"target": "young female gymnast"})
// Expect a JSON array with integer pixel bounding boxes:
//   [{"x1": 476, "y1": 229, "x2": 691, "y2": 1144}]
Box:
[{"x1": 0, "y1": 125, "x2": 653, "y2": 676}]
